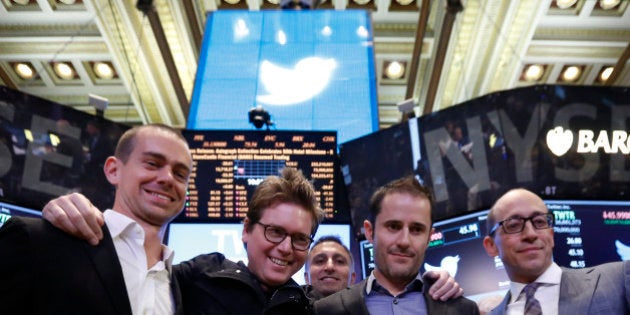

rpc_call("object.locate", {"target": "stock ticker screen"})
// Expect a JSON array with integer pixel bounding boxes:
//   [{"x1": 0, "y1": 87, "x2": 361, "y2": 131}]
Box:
[
  {"x1": 357, "y1": 199, "x2": 630, "y2": 299},
  {"x1": 176, "y1": 129, "x2": 342, "y2": 222},
  {"x1": 418, "y1": 199, "x2": 630, "y2": 300}
]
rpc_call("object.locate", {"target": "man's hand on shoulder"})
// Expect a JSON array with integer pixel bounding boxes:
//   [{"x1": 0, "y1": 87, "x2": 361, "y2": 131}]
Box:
[
  {"x1": 423, "y1": 270, "x2": 464, "y2": 301},
  {"x1": 42, "y1": 193, "x2": 104, "y2": 245}
]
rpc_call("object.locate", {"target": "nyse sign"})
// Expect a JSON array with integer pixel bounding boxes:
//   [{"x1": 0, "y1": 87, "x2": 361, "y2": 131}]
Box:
[
  {"x1": 0, "y1": 88, "x2": 125, "y2": 210},
  {"x1": 423, "y1": 102, "x2": 630, "y2": 203}
]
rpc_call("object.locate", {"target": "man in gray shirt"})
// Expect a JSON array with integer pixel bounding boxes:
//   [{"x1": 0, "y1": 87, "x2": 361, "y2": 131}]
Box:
[{"x1": 314, "y1": 176, "x2": 479, "y2": 314}]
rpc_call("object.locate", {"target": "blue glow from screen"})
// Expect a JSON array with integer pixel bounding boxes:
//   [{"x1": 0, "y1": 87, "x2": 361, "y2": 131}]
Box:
[{"x1": 187, "y1": 10, "x2": 378, "y2": 144}]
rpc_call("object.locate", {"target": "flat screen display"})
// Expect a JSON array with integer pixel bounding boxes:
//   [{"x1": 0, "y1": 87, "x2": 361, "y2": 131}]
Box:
[
  {"x1": 187, "y1": 10, "x2": 378, "y2": 144},
  {"x1": 422, "y1": 199, "x2": 630, "y2": 301},
  {"x1": 177, "y1": 129, "x2": 347, "y2": 222},
  {"x1": 166, "y1": 222, "x2": 352, "y2": 285}
]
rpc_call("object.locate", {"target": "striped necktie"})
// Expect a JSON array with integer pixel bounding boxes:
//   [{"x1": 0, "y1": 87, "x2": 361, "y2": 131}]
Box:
[{"x1": 522, "y1": 282, "x2": 543, "y2": 315}]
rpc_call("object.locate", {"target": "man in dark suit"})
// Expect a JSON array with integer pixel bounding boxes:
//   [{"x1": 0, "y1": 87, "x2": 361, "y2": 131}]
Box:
[
  {"x1": 482, "y1": 188, "x2": 630, "y2": 315},
  {"x1": 314, "y1": 176, "x2": 479, "y2": 314},
  {"x1": 0, "y1": 124, "x2": 192, "y2": 315}
]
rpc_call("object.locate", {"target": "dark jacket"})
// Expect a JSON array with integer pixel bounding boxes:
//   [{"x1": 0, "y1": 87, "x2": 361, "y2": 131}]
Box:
[
  {"x1": 302, "y1": 284, "x2": 326, "y2": 301},
  {"x1": 174, "y1": 252, "x2": 312, "y2": 315},
  {"x1": 314, "y1": 277, "x2": 480, "y2": 315},
  {"x1": 0, "y1": 216, "x2": 183, "y2": 315}
]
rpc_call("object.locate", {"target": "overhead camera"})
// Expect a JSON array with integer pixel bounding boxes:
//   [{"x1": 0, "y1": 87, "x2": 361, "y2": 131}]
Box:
[
  {"x1": 248, "y1": 105, "x2": 273, "y2": 130},
  {"x1": 397, "y1": 98, "x2": 416, "y2": 118}
]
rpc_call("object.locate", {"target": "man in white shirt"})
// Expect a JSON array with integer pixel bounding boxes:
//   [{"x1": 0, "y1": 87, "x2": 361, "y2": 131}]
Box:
[
  {"x1": 0, "y1": 124, "x2": 192, "y2": 315},
  {"x1": 482, "y1": 188, "x2": 630, "y2": 315}
]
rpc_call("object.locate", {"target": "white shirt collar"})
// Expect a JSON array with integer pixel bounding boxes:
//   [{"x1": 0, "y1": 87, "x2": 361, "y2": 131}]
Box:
[
  {"x1": 103, "y1": 210, "x2": 174, "y2": 271},
  {"x1": 509, "y1": 262, "x2": 562, "y2": 303}
]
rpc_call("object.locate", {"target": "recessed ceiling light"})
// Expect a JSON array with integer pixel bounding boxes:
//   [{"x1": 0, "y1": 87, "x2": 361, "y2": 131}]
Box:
[
  {"x1": 599, "y1": 0, "x2": 621, "y2": 10},
  {"x1": 14, "y1": 62, "x2": 35, "y2": 80},
  {"x1": 53, "y1": 62, "x2": 75, "y2": 80},
  {"x1": 12, "y1": 0, "x2": 30, "y2": 5},
  {"x1": 524, "y1": 64, "x2": 545, "y2": 82},
  {"x1": 93, "y1": 62, "x2": 115, "y2": 79},
  {"x1": 396, "y1": 0, "x2": 414, "y2": 5},
  {"x1": 385, "y1": 61, "x2": 405, "y2": 80},
  {"x1": 599, "y1": 66, "x2": 614, "y2": 82},
  {"x1": 555, "y1": 0, "x2": 577, "y2": 9},
  {"x1": 561, "y1": 65, "x2": 581, "y2": 82},
  {"x1": 58, "y1": 0, "x2": 77, "y2": 4}
]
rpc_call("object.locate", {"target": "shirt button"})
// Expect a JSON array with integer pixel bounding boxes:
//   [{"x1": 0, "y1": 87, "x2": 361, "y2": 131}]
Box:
[{"x1": 393, "y1": 298, "x2": 399, "y2": 305}]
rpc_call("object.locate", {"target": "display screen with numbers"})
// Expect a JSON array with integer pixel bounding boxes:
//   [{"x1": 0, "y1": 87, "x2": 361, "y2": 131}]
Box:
[
  {"x1": 175, "y1": 129, "x2": 347, "y2": 222},
  {"x1": 372, "y1": 198, "x2": 630, "y2": 301}
]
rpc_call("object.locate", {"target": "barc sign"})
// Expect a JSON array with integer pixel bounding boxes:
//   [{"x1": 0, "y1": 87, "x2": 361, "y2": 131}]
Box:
[{"x1": 547, "y1": 127, "x2": 630, "y2": 156}]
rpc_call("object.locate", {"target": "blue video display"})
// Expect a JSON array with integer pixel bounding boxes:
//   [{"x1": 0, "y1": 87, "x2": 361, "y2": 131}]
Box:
[{"x1": 187, "y1": 10, "x2": 378, "y2": 144}]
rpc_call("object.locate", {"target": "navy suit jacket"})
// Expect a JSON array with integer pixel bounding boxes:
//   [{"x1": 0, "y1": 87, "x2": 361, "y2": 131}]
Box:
[
  {"x1": 0, "y1": 216, "x2": 183, "y2": 315},
  {"x1": 489, "y1": 261, "x2": 630, "y2": 315},
  {"x1": 314, "y1": 277, "x2": 480, "y2": 315}
]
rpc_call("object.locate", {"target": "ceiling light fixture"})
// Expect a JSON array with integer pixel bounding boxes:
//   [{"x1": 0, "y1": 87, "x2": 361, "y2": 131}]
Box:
[
  {"x1": 599, "y1": 66, "x2": 614, "y2": 82},
  {"x1": 599, "y1": 0, "x2": 621, "y2": 10},
  {"x1": 14, "y1": 62, "x2": 35, "y2": 80},
  {"x1": 53, "y1": 62, "x2": 75, "y2": 80},
  {"x1": 384, "y1": 61, "x2": 405, "y2": 80},
  {"x1": 523, "y1": 64, "x2": 545, "y2": 82},
  {"x1": 93, "y1": 62, "x2": 115, "y2": 79},
  {"x1": 555, "y1": 0, "x2": 577, "y2": 9},
  {"x1": 561, "y1": 65, "x2": 582, "y2": 82},
  {"x1": 12, "y1": 0, "x2": 30, "y2": 5}
]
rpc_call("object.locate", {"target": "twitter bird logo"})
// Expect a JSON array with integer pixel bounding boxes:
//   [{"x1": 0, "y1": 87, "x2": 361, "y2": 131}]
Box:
[
  {"x1": 256, "y1": 57, "x2": 337, "y2": 106},
  {"x1": 424, "y1": 255, "x2": 460, "y2": 277},
  {"x1": 615, "y1": 240, "x2": 630, "y2": 261}
]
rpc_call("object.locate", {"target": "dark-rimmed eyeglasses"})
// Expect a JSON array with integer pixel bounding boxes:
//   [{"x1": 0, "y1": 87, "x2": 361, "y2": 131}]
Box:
[
  {"x1": 255, "y1": 222, "x2": 313, "y2": 251},
  {"x1": 488, "y1": 213, "x2": 554, "y2": 236}
]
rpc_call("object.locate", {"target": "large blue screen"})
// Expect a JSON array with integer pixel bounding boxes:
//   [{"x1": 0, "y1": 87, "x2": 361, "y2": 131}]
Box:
[{"x1": 187, "y1": 10, "x2": 378, "y2": 144}]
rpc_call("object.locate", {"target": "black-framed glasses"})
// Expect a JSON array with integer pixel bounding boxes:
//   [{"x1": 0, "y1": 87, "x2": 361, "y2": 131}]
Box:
[
  {"x1": 255, "y1": 222, "x2": 313, "y2": 251},
  {"x1": 489, "y1": 213, "x2": 554, "y2": 236}
]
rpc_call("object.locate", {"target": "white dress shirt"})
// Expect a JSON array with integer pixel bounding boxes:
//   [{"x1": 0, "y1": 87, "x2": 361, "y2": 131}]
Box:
[
  {"x1": 104, "y1": 210, "x2": 175, "y2": 315},
  {"x1": 506, "y1": 262, "x2": 562, "y2": 315}
]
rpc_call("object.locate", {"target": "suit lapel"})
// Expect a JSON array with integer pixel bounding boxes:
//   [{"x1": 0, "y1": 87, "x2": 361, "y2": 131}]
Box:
[
  {"x1": 424, "y1": 290, "x2": 442, "y2": 314},
  {"x1": 350, "y1": 281, "x2": 371, "y2": 315},
  {"x1": 82, "y1": 226, "x2": 133, "y2": 315},
  {"x1": 558, "y1": 267, "x2": 597, "y2": 314},
  {"x1": 489, "y1": 293, "x2": 510, "y2": 315}
]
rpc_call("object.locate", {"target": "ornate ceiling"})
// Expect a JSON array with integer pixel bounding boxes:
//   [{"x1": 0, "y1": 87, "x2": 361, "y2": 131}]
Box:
[{"x1": 1, "y1": 0, "x2": 629, "y2": 132}]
